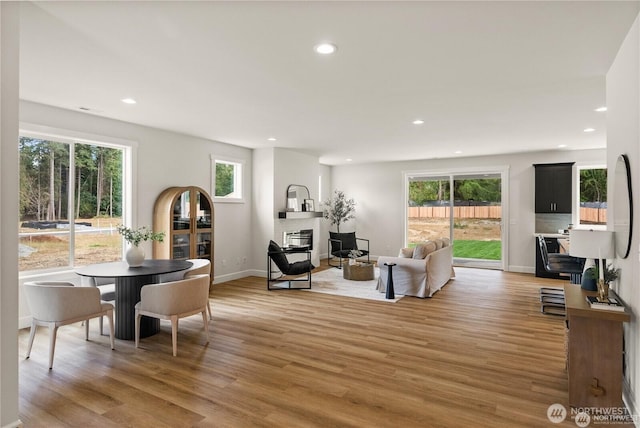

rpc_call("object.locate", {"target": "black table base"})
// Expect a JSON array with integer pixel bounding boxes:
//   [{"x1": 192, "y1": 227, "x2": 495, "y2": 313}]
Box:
[{"x1": 115, "y1": 274, "x2": 161, "y2": 340}]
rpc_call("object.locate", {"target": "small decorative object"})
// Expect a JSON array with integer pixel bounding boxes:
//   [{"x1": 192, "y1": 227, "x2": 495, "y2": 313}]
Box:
[
  {"x1": 348, "y1": 249, "x2": 363, "y2": 265},
  {"x1": 304, "y1": 199, "x2": 315, "y2": 212},
  {"x1": 322, "y1": 189, "x2": 356, "y2": 233},
  {"x1": 590, "y1": 262, "x2": 619, "y2": 301},
  {"x1": 581, "y1": 266, "x2": 597, "y2": 291},
  {"x1": 116, "y1": 225, "x2": 165, "y2": 267}
]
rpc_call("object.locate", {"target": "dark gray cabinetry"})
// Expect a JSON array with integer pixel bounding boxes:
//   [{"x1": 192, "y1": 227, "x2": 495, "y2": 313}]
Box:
[{"x1": 534, "y1": 163, "x2": 573, "y2": 213}]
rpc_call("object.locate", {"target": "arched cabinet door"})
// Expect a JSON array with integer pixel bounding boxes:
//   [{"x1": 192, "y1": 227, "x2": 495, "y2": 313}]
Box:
[{"x1": 153, "y1": 186, "x2": 214, "y2": 269}]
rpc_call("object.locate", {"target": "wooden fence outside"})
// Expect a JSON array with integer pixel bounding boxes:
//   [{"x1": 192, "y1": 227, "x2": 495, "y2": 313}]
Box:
[{"x1": 408, "y1": 206, "x2": 607, "y2": 222}]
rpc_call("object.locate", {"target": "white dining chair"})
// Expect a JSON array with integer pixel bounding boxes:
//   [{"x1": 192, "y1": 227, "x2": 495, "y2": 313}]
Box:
[
  {"x1": 184, "y1": 259, "x2": 213, "y2": 320},
  {"x1": 23, "y1": 281, "x2": 115, "y2": 369},
  {"x1": 134, "y1": 274, "x2": 210, "y2": 357}
]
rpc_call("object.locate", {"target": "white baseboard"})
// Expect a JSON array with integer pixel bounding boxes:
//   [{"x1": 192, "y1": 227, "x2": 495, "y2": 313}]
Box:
[
  {"x1": 2, "y1": 419, "x2": 23, "y2": 428},
  {"x1": 508, "y1": 265, "x2": 535, "y2": 274},
  {"x1": 213, "y1": 269, "x2": 262, "y2": 284}
]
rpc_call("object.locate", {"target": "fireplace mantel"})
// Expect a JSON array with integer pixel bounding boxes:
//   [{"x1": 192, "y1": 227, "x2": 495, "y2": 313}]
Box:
[{"x1": 278, "y1": 211, "x2": 323, "y2": 219}]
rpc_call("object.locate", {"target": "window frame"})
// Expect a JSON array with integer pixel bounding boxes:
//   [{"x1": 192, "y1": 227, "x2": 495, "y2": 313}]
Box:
[
  {"x1": 18, "y1": 123, "x2": 136, "y2": 277},
  {"x1": 211, "y1": 155, "x2": 245, "y2": 203}
]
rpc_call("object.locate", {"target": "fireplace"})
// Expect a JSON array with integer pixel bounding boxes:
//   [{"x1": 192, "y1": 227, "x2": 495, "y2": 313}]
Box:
[{"x1": 283, "y1": 229, "x2": 313, "y2": 250}]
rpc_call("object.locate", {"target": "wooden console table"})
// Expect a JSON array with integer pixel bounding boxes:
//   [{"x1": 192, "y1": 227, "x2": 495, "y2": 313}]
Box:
[{"x1": 564, "y1": 284, "x2": 630, "y2": 408}]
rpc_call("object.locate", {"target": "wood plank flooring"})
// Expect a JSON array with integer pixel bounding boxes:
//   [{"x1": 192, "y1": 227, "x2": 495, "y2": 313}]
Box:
[{"x1": 18, "y1": 265, "x2": 607, "y2": 427}]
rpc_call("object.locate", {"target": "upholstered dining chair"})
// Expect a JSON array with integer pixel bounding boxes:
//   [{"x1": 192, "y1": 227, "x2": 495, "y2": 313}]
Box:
[
  {"x1": 23, "y1": 281, "x2": 115, "y2": 369},
  {"x1": 184, "y1": 259, "x2": 213, "y2": 320},
  {"x1": 134, "y1": 274, "x2": 210, "y2": 356}
]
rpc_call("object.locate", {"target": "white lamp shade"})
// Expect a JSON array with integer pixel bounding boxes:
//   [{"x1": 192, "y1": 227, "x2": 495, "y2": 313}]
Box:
[{"x1": 569, "y1": 229, "x2": 615, "y2": 259}]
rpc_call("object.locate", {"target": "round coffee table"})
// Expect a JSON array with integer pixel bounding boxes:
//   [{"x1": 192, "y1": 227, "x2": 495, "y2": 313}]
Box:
[{"x1": 343, "y1": 262, "x2": 375, "y2": 281}]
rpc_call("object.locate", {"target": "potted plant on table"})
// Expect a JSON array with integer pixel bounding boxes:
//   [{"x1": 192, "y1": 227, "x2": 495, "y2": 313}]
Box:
[{"x1": 116, "y1": 225, "x2": 165, "y2": 267}]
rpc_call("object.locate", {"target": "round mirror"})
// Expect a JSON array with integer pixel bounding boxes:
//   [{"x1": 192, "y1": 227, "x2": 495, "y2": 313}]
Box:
[{"x1": 613, "y1": 154, "x2": 633, "y2": 258}]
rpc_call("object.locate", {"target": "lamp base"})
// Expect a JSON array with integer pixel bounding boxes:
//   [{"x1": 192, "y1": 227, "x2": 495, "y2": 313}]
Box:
[{"x1": 597, "y1": 279, "x2": 609, "y2": 302}]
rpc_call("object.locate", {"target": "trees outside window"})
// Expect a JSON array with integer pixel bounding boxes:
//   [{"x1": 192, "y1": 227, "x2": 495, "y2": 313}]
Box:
[
  {"x1": 213, "y1": 158, "x2": 243, "y2": 202},
  {"x1": 19, "y1": 136, "x2": 125, "y2": 272},
  {"x1": 579, "y1": 167, "x2": 607, "y2": 226}
]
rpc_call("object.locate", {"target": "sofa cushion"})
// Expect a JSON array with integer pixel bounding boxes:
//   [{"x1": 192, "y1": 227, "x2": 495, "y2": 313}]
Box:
[
  {"x1": 413, "y1": 241, "x2": 437, "y2": 259},
  {"x1": 441, "y1": 237, "x2": 450, "y2": 247},
  {"x1": 398, "y1": 247, "x2": 414, "y2": 258}
]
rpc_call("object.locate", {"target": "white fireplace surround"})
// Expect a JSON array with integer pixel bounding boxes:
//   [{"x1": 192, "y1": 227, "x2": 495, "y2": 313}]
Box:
[{"x1": 275, "y1": 218, "x2": 321, "y2": 267}]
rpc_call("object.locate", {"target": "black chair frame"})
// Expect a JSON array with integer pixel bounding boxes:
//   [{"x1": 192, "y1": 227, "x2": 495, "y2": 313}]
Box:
[
  {"x1": 267, "y1": 248, "x2": 312, "y2": 290},
  {"x1": 327, "y1": 236, "x2": 370, "y2": 268}
]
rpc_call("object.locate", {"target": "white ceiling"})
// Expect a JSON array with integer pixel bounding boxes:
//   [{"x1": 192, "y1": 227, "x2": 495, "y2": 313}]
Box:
[{"x1": 19, "y1": 1, "x2": 640, "y2": 165}]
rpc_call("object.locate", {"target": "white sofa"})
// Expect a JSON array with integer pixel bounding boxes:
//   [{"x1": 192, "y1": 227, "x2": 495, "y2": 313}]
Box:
[{"x1": 376, "y1": 240, "x2": 455, "y2": 298}]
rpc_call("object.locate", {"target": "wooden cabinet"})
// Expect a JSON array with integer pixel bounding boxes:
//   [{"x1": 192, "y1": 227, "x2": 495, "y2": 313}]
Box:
[
  {"x1": 534, "y1": 163, "x2": 573, "y2": 213},
  {"x1": 564, "y1": 284, "x2": 629, "y2": 408},
  {"x1": 153, "y1": 186, "x2": 214, "y2": 267}
]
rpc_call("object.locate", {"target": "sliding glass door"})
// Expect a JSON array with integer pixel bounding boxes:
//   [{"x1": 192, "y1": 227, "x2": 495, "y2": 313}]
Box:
[{"x1": 406, "y1": 170, "x2": 505, "y2": 270}]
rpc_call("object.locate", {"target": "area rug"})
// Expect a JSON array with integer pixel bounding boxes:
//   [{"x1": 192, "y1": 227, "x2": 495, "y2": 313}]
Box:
[{"x1": 303, "y1": 267, "x2": 404, "y2": 302}]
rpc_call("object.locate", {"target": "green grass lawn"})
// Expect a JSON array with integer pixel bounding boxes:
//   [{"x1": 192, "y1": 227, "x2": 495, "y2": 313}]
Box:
[{"x1": 453, "y1": 240, "x2": 501, "y2": 260}]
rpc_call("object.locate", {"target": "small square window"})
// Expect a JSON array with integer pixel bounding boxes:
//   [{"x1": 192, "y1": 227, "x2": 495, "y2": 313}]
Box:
[{"x1": 213, "y1": 158, "x2": 244, "y2": 202}]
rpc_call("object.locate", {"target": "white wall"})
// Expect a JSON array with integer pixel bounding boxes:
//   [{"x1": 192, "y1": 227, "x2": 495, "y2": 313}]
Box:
[
  {"x1": 252, "y1": 147, "x2": 323, "y2": 271},
  {"x1": 330, "y1": 149, "x2": 606, "y2": 272},
  {"x1": 607, "y1": 12, "x2": 640, "y2": 418},
  {"x1": 319, "y1": 163, "x2": 332, "y2": 258},
  {"x1": 0, "y1": 3, "x2": 22, "y2": 427}
]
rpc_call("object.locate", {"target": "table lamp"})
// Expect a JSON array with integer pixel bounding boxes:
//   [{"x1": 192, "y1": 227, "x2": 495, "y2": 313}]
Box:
[{"x1": 569, "y1": 229, "x2": 615, "y2": 290}]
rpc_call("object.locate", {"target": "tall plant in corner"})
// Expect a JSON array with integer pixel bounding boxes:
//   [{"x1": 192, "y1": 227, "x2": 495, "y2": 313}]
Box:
[{"x1": 323, "y1": 190, "x2": 356, "y2": 233}]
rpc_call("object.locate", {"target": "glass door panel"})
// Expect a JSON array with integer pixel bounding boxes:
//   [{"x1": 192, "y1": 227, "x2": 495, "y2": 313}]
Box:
[
  {"x1": 196, "y1": 232, "x2": 212, "y2": 258},
  {"x1": 172, "y1": 233, "x2": 190, "y2": 260},
  {"x1": 452, "y1": 174, "x2": 502, "y2": 268},
  {"x1": 195, "y1": 191, "x2": 212, "y2": 230},
  {"x1": 407, "y1": 176, "x2": 451, "y2": 246}
]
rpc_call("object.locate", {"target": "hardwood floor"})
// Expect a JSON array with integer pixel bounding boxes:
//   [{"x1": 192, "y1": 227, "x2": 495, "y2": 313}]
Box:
[{"x1": 18, "y1": 265, "x2": 609, "y2": 427}]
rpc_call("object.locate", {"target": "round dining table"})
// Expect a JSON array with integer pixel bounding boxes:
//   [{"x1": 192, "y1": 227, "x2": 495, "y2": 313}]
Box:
[{"x1": 76, "y1": 259, "x2": 192, "y2": 340}]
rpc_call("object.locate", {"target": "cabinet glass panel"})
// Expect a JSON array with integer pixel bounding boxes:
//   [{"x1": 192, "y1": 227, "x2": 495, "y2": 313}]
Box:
[
  {"x1": 196, "y1": 232, "x2": 212, "y2": 257},
  {"x1": 173, "y1": 190, "x2": 192, "y2": 231},
  {"x1": 196, "y1": 191, "x2": 212, "y2": 230},
  {"x1": 172, "y1": 234, "x2": 190, "y2": 260}
]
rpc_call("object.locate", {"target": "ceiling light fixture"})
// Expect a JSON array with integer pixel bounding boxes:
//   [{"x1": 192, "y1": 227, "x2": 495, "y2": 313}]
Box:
[
  {"x1": 121, "y1": 98, "x2": 137, "y2": 104},
  {"x1": 412, "y1": 119, "x2": 425, "y2": 125},
  {"x1": 558, "y1": 144, "x2": 568, "y2": 148},
  {"x1": 314, "y1": 43, "x2": 337, "y2": 55},
  {"x1": 345, "y1": 158, "x2": 353, "y2": 162},
  {"x1": 267, "y1": 137, "x2": 277, "y2": 142},
  {"x1": 584, "y1": 128, "x2": 595, "y2": 133},
  {"x1": 454, "y1": 150, "x2": 462, "y2": 154},
  {"x1": 595, "y1": 106, "x2": 607, "y2": 112}
]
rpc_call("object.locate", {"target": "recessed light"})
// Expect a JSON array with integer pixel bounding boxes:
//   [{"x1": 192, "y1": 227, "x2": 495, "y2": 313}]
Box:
[
  {"x1": 267, "y1": 137, "x2": 277, "y2": 142},
  {"x1": 595, "y1": 106, "x2": 607, "y2": 112},
  {"x1": 345, "y1": 158, "x2": 353, "y2": 162},
  {"x1": 314, "y1": 43, "x2": 337, "y2": 55},
  {"x1": 584, "y1": 128, "x2": 595, "y2": 133},
  {"x1": 121, "y1": 98, "x2": 137, "y2": 104},
  {"x1": 558, "y1": 144, "x2": 568, "y2": 148},
  {"x1": 454, "y1": 150, "x2": 462, "y2": 154},
  {"x1": 412, "y1": 119, "x2": 425, "y2": 125}
]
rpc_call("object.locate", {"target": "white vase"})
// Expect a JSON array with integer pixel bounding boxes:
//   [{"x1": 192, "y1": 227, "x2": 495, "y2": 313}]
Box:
[{"x1": 125, "y1": 245, "x2": 145, "y2": 267}]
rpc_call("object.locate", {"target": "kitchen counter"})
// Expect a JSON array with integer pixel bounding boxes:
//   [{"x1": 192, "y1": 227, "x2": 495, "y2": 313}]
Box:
[{"x1": 534, "y1": 232, "x2": 569, "y2": 239}]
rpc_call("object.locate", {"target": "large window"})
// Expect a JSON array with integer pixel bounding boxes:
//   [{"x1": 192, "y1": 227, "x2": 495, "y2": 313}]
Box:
[
  {"x1": 212, "y1": 157, "x2": 244, "y2": 202},
  {"x1": 19, "y1": 134, "x2": 127, "y2": 273},
  {"x1": 578, "y1": 166, "x2": 607, "y2": 226}
]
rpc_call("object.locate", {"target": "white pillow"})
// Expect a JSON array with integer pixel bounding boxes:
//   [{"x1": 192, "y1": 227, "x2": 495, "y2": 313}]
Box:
[{"x1": 398, "y1": 247, "x2": 414, "y2": 258}]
